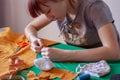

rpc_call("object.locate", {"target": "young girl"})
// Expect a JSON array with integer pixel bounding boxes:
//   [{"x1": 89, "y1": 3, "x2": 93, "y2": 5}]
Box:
[{"x1": 25, "y1": 0, "x2": 120, "y2": 61}]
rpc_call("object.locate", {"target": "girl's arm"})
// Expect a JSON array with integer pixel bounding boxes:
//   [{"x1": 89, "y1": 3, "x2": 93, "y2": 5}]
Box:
[
  {"x1": 41, "y1": 23, "x2": 120, "y2": 61},
  {"x1": 25, "y1": 14, "x2": 52, "y2": 53},
  {"x1": 67, "y1": 23, "x2": 120, "y2": 61},
  {"x1": 25, "y1": 14, "x2": 52, "y2": 42}
]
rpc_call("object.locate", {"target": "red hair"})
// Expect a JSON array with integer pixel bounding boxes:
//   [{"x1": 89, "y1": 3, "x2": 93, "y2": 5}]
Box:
[
  {"x1": 28, "y1": 0, "x2": 74, "y2": 18},
  {"x1": 28, "y1": 0, "x2": 57, "y2": 18}
]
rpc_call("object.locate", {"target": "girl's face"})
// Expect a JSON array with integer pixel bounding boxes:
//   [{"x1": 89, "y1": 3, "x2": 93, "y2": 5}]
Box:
[{"x1": 40, "y1": 1, "x2": 67, "y2": 21}]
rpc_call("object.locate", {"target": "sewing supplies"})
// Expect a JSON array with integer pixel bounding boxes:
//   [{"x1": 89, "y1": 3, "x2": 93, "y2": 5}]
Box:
[
  {"x1": 76, "y1": 60, "x2": 110, "y2": 77},
  {"x1": 110, "y1": 74, "x2": 120, "y2": 80},
  {"x1": 7, "y1": 57, "x2": 25, "y2": 80},
  {"x1": 0, "y1": 74, "x2": 25, "y2": 80},
  {"x1": 8, "y1": 57, "x2": 19, "y2": 79},
  {"x1": 34, "y1": 57, "x2": 54, "y2": 71},
  {"x1": 33, "y1": 41, "x2": 54, "y2": 71},
  {"x1": 14, "y1": 41, "x2": 29, "y2": 54},
  {"x1": 77, "y1": 74, "x2": 90, "y2": 80}
]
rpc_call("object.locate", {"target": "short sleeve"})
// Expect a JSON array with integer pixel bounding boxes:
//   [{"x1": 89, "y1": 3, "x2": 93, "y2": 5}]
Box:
[{"x1": 89, "y1": 1, "x2": 114, "y2": 29}]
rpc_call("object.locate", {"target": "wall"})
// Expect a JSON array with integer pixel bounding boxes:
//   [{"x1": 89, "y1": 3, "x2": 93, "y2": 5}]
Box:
[
  {"x1": 2, "y1": 0, "x2": 33, "y2": 33},
  {"x1": 0, "y1": 0, "x2": 5, "y2": 27},
  {"x1": 104, "y1": 0, "x2": 120, "y2": 33},
  {"x1": 1, "y1": 0, "x2": 120, "y2": 43},
  {"x1": 1, "y1": 0, "x2": 64, "y2": 42}
]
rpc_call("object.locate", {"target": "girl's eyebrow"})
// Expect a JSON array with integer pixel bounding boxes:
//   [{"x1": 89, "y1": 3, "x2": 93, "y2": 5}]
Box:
[{"x1": 40, "y1": 4, "x2": 50, "y2": 14}]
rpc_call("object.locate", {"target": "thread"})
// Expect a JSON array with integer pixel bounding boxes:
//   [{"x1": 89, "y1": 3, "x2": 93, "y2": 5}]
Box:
[{"x1": 77, "y1": 74, "x2": 90, "y2": 80}]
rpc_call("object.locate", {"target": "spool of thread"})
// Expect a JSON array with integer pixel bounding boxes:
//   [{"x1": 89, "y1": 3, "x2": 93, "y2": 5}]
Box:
[
  {"x1": 77, "y1": 74, "x2": 90, "y2": 80},
  {"x1": 110, "y1": 74, "x2": 120, "y2": 80}
]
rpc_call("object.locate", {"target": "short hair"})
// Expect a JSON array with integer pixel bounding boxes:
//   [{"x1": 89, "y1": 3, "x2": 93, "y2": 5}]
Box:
[
  {"x1": 28, "y1": 0, "x2": 74, "y2": 18},
  {"x1": 28, "y1": 0, "x2": 57, "y2": 18}
]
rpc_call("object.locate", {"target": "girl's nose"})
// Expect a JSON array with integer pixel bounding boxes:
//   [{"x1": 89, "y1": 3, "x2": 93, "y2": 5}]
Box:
[
  {"x1": 46, "y1": 12, "x2": 55, "y2": 21},
  {"x1": 47, "y1": 15, "x2": 55, "y2": 21}
]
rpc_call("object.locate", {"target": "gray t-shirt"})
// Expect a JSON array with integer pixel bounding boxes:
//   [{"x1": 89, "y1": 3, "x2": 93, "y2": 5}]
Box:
[{"x1": 57, "y1": 0, "x2": 120, "y2": 48}]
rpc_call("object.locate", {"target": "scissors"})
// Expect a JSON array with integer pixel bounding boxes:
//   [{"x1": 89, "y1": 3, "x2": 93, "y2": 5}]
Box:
[{"x1": 14, "y1": 41, "x2": 29, "y2": 54}]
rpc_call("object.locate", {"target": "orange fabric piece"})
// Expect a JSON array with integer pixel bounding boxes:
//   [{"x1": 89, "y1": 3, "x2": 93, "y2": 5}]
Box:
[
  {"x1": 0, "y1": 27, "x2": 59, "y2": 78},
  {"x1": 40, "y1": 68, "x2": 78, "y2": 80},
  {"x1": 27, "y1": 68, "x2": 78, "y2": 80},
  {"x1": 27, "y1": 71, "x2": 40, "y2": 80},
  {"x1": 40, "y1": 38, "x2": 59, "y2": 47},
  {"x1": 9, "y1": 57, "x2": 29, "y2": 73},
  {"x1": 0, "y1": 74, "x2": 24, "y2": 80},
  {"x1": 27, "y1": 71, "x2": 50, "y2": 80},
  {"x1": 0, "y1": 57, "x2": 29, "y2": 80}
]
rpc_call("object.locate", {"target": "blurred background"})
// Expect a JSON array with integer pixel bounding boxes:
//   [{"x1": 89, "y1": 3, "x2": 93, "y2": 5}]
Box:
[{"x1": 0, "y1": 0, "x2": 120, "y2": 43}]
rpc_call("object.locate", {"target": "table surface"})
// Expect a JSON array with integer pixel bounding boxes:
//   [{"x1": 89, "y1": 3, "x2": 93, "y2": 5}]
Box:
[{"x1": 18, "y1": 43, "x2": 120, "y2": 80}]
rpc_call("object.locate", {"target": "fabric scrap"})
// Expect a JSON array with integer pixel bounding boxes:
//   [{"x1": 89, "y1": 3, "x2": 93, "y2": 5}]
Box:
[
  {"x1": 27, "y1": 71, "x2": 40, "y2": 80},
  {"x1": 0, "y1": 27, "x2": 59, "y2": 78},
  {"x1": 27, "y1": 68, "x2": 77, "y2": 80}
]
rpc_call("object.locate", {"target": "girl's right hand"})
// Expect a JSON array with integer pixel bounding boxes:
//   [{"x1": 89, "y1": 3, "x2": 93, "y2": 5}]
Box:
[{"x1": 30, "y1": 38, "x2": 44, "y2": 53}]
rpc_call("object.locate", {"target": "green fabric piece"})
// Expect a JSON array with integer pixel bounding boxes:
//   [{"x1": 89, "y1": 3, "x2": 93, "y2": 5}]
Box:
[{"x1": 18, "y1": 43, "x2": 120, "y2": 80}]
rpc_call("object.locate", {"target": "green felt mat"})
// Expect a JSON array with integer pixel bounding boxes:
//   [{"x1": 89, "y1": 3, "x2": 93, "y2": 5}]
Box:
[{"x1": 18, "y1": 43, "x2": 120, "y2": 80}]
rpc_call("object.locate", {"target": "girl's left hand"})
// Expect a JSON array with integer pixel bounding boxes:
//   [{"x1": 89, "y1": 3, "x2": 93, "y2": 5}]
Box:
[{"x1": 41, "y1": 47, "x2": 69, "y2": 61}]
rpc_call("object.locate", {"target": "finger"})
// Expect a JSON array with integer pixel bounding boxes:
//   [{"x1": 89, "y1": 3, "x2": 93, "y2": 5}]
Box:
[
  {"x1": 31, "y1": 42, "x2": 41, "y2": 49},
  {"x1": 37, "y1": 39, "x2": 43, "y2": 46},
  {"x1": 32, "y1": 39, "x2": 44, "y2": 51},
  {"x1": 42, "y1": 55, "x2": 49, "y2": 58},
  {"x1": 32, "y1": 40, "x2": 40, "y2": 46},
  {"x1": 41, "y1": 47, "x2": 49, "y2": 52},
  {"x1": 41, "y1": 51, "x2": 49, "y2": 57}
]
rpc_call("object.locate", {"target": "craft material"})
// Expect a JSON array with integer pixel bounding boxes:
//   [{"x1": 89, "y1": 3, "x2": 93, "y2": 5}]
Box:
[
  {"x1": 76, "y1": 60, "x2": 110, "y2": 77},
  {"x1": 14, "y1": 41, "x2": 29, "y2": 54},
  {"x1": 110, "y1": 74, "x2": 120, "y2": 80},
  {"x1": 77, "y1": 74, "x2": 90, "y2": 80},
  {"x1": 27, "y1": 68, "x2": 77, "y2": 80},
  {"x1": 34, "y1": 57, "x2": 54, "y2": 71},
  {"x1": 0, "y1": 75, "x2": 25, "y2": 80}
]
